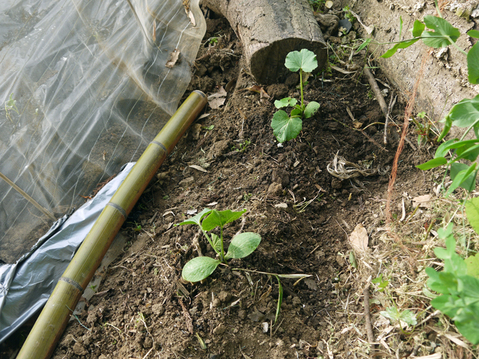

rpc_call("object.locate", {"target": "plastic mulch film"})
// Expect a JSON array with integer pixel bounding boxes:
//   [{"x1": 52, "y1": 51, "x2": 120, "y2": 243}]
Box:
[
  {"x1": 0, "y1": 163, "x2": 134, "y2": 343},
  {"x1": 0, "y1": 0, "x2": 205, "y2": 264}
]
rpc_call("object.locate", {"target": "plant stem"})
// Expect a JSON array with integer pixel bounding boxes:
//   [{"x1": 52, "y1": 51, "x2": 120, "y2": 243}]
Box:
[
  {"x1": 299, "y1": 69, "x2": 304, "y2": 112},
  {"x1": 220, "y1": 226, "x2": 225, "y2": 262}
]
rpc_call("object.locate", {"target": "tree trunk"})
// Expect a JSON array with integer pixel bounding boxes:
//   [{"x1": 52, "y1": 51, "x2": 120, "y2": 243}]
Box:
[
  {"x1": 343, "y1": 0, "x2": 478, "y2": 125},
  {"x1": 202, "y1": 0, "x2": 327, "y2": 84}
]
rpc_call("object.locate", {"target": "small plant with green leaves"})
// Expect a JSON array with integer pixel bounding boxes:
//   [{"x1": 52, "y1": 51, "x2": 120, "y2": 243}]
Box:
[
  {"x1": 411, "y1": 111, "x2": 438, "y2": 147},
  {"x1": 425, "y1": 222, "x2": 479, "y2": 344},
  {"x1": 5, "y1": 93, "x2": 19, "y2": 123},
  {"x1": 372, "y1": 275, "x2": 418, "y2": 331},
  {"x1": 176, "y1": 208, "x2": 261, "y2": 282},
  {"x1": 271, "y1": 49, "x2": 320, "y2": 143},
  {"x1": 177, "y1": 208, "x2": 312, "y2": 325},
  {"x1": 382, "y1": 9, "x2": 479, "y2": 194}
]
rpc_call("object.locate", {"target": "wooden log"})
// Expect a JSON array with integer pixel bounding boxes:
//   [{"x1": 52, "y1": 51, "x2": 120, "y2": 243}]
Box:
[{"x1": 202, "y1": 0, "x2": 327, "y2": 84}]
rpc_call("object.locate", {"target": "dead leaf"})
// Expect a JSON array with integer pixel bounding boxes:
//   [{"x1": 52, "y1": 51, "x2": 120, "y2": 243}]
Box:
[
  {"x1": 208, "y1": 86, "x2": 227, "y2": 109},
  {"x1": 246, "y1": 85, "x2": 270, "y2": 99},
  {"x1": 352, "y1": 121, "x2": 363, "y2": 129},
  {"x1": 349, "y1": 223, "x2": 369, "y2": 254},
  {"x1": 166, "y1": 49, "x2": 181, "y2": 68},
  {"x1": 274, "y1": 203, "x2": 288, "y2": 209},
  {"x1": 412, "y1": 194, "x2": 432, "y2": 208},
  {"x1": 187, "y1": 10, "x2": 196, "y2": 27},
  {"x1": 189, "y1": 165, "x2": 208, "y2": 173}
]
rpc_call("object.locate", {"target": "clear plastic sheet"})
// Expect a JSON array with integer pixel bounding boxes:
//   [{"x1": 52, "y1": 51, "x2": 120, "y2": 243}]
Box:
[{"x1": 0, "y1": 0, "x2": 206, "y2": 263}]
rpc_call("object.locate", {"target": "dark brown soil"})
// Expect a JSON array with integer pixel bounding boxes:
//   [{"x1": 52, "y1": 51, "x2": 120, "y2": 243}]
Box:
[{"x1": 3, "y1": 11, "x2": 440, "y2": 359}]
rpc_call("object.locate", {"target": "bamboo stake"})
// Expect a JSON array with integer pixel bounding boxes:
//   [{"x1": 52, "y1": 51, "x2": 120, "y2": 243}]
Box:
[
  {"x1": 16, "y1": 90, "x2": 207, "y2": 359},
  {"x1": 0, "y1": 172, "x2": 56, "y2": 221}
]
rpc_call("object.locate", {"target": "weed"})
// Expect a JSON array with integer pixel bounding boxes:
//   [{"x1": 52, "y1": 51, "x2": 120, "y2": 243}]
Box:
[
  {"x1": 5, "y1": 93, "x2": 19, "y2": 123},
  {"x1": 308, "y1": 0, "x2": 325, "y2": 12},
  {"x1": 271, "y1": 49, "x2": 320, "y2": 142}
]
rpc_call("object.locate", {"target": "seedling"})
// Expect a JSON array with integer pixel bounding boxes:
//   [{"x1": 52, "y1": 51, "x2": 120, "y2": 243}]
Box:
[
  {"x1": 177, "y1": 208, "x2": 311, "y2": 325},
  {"x1": 176, "y1": 208, "x2": 261, "y2": 282},
  {"x1": 271, "y1": 49, "x2": 320, "y2": 143}
]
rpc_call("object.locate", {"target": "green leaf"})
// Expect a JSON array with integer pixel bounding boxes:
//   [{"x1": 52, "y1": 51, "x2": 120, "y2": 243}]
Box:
[
  {"x1": 465, "y1": 254, "x2": 479, "y2": 278},
  {"x1": 271, "y1": 110, "x2": 303, "y2": 143},
  {"x1": 355, "y1": 38, "x2": 372, "y2": 54},
  {"x1": 427, "y1": 268, "x2": 460, "y2": 294},
  {"x1": 399, "y1": 310, "x2": 417, "y2": 326},
  {"x1": 466, "y1": 197, "x2": 479, "y2": 237},
  {"x1": 210, "y1": 233, "x2": 222, "y2": 253},
  {"x1": 467, "y1": 43, "x2": 479, "y2": 84},
  {"x1": 380, "y1": 307, "x2": 400, "y2": 322},
  {"x1": 285, "y1": 49, "x2": 318, "y2": 73},
  {"x1": 399, "y1": 16, "x2": 403, "y2": 38},
  {"x1": 381, "y1": 38, "x2": 420, "y2": 58},
  {"x1": 291, "y1": 108, "x2": 303, "y2": 117},
  {"x1": 225, "y1": 232, "x2": 261, "y2": 259},
  {"x1": 416, "y1": 157, "x2": 447, "y2": 170},
  {"x1": 438, "y1": 116, "x2": 452, "y2": 142},
  {"x1": 446, "y1": 95, "x2": 479, "y2": 128},
  {"x1": 456, "y1": 317, "x2": 479, "y2": 345},
  {"x1": 182, "y1": 257, "x2": 221, "y2": 282},
  {"x1": 457, "y1": 275, "x2": 479, "y2": 298},
  {"x1": 274, "y1": 97, "x2": 297, "y2": 109},
  {"x1": 202, "y1": 209, "x2": 247, "y2": 231},
  {"x1": 447, "y1": 163, "x2": 477, "y2": 195},
  {"x1": 431, "y1": 294, "x2": 461, "y2": 317},
  {"x1": 422, "y1": 15, "x2": 460, "y2": 48},
  {"x1": 304, "y1": 101, "x2": 320, "y2": 118},
  {"x1": 176, "y1": 208, "x2": 212, "y2": 226},
  {"x1": 274, "y1": 275, "x2": 283, "y2": 324},
  {"x1": 468, "y1": 30, "x2": 479, "y2": 39},
  {"x1": 412, "y1": 19, "x2": 426, "y2": 37},
  {"x1": 454, "y1": 144, "x2": 479, "y2": 162},
  {"x1": 435, "y1": 138, "x2": 457, "y2": 158}
]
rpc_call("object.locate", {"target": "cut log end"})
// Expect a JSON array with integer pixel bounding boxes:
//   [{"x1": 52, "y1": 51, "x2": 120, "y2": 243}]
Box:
[
  {"x1": 203, "y1": 0, "x2": 326, "y2": 85},
  {"x1": 250, "y1": 39, "x2": 327, "y2": 84}
]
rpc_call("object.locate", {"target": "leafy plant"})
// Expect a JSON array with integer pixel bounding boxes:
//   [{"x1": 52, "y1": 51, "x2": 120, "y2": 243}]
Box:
[
  {"x1": 176, "y1": 208, "x2": 261, "y2": 282},
  {"x1": 382, "y1": 10, "x2": 479, "y2": 345},
  {"x1": 425, "y1": 223, "x2": 479, "y2": 344},
  {"x1": 271, "y1": 49, "x2": 320, "y2": 143},
  {"x1": 382, "y1": 13, "x2": 479, "y2": 194},
  {"x1": 5, "y1": 93, "x2": 19, "y2": 123},
  {"x1": 380, "y1": 306, "x2": 417, "y2": 327}
]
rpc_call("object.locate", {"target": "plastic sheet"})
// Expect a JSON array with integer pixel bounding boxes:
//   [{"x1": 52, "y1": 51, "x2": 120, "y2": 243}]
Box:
[
  {"x1": 0, "y1": 163, "x2": 134, "y2": 343},
  {"x1": 0, "y1": 0, "x2": 205, "y2": 263}
]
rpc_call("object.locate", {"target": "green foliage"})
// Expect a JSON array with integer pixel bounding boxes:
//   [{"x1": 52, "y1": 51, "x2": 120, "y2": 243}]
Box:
[
  {"x1": 425, "y1": 223, "x2": 479, "y2": 344},
  {"x1": 380, "y1": 306, "x2": 417, "y2": 326},
  {"x1": 176, "y1": 209, "x2": 260, "y2": 282},
  {"x1": 271, "y1": 49, "x2": 320, "y2": 143},
  {"x1": 372, "y1": 274, "x2": 389, "y2": 292}
]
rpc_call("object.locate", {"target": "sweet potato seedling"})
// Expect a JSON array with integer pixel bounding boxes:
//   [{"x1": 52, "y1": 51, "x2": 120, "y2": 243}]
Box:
[{"x1": 271, "y1": 49, "x2": 320, "y2": 143}]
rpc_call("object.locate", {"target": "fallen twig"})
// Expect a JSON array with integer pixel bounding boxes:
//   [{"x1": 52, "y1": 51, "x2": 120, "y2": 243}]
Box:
[
  {"x1": 363, "y1": 285, "x2": 375, "y2": 349},
  {"x1": 363, "y1": 66, "x2": 388, "y2": 121}
]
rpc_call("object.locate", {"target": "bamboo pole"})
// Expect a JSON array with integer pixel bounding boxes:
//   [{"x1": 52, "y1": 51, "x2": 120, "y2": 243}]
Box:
[{"x1": 16, "y1": 90, "x2": 207, "y2": 359}]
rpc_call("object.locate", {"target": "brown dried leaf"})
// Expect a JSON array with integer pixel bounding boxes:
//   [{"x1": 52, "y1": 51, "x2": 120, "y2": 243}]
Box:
[
  {"x1": 166, "y1": 49, "x2": 181, "y2": 68},
  {"x1": 349, "y1": 223, "x2": 369, "y2": 254},
  {"x1": 246, "y1": 85, "x2": 270, "y2": 99},
  {"x1": 208, "y1": 86, "x2": 227, "y2": 109},
  {"x1": 412, "y1": 194, "x2": 432, "y2": 208}
]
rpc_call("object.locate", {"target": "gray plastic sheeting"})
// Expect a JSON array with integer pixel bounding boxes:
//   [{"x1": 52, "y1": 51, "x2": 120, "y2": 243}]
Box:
[{"x1": 0, "y1": 162, "x2": 134, "y2": 344}]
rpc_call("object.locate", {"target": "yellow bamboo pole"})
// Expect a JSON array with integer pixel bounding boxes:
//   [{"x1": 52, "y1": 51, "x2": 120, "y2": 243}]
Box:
[{"x1": 16, "y1": 90, "x2": 207, "y2": 359}]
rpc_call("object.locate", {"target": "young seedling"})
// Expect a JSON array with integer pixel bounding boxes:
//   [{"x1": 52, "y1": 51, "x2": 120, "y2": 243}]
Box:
[
  {"x1": 176, "y1": 208, "x2": 261, "y2": 282},
  {"x1": 271, "y1": 49, "x2": 320, "y2": 143}
]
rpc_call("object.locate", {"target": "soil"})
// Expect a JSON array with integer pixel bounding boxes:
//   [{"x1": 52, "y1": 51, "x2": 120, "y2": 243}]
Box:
[{"x1": 2, "y1": 9, "x2": 450, "y2": 359}]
